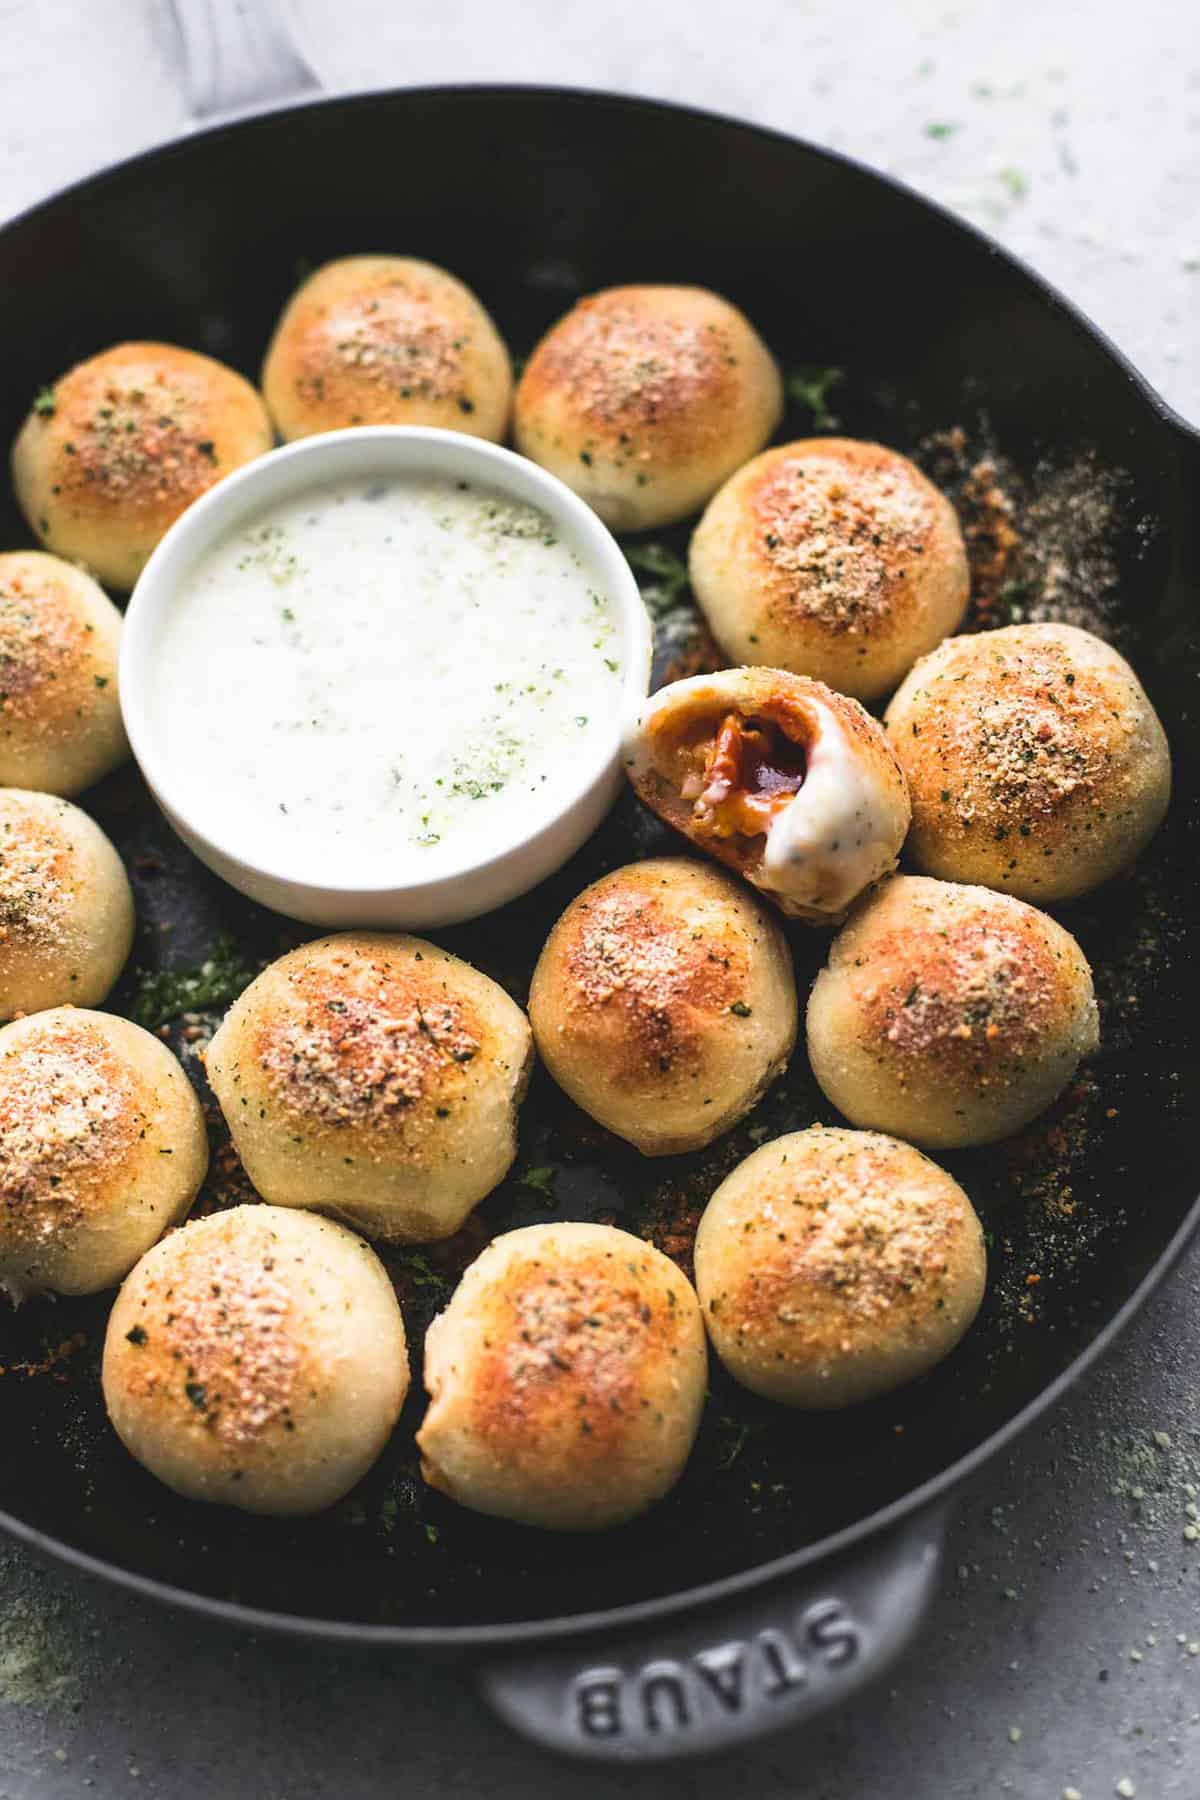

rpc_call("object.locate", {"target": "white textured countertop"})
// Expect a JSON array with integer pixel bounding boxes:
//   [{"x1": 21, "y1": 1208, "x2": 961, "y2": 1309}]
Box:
[{"x1": 2, "y1": 0, "x2": 1197, "y2": 422}]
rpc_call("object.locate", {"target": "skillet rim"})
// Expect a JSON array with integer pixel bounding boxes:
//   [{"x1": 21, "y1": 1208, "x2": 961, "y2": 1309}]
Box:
[{"x1": 0, "y1": 79, "x2": 1196, "y2": 1648}]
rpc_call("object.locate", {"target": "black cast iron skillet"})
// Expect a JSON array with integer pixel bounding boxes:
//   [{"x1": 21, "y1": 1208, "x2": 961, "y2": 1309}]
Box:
[{"x1": 0, "y1": 43, "x2": 1198, "y2": 1765}]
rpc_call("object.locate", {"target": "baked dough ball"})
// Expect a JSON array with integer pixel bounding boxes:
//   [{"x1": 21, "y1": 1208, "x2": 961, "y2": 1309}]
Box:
[
  {"x1": 0, "y1": 1007, "x2": 207, "y2": 1302},
  {"x1": 529, "y1": 857, "x2": 796, "y2": 1155},
  {"x1": 885, "y1": 623, "x2": 1171, "y2": 902},
  {"x1": 626, "y1": 667, "x2": 910, "y2": 922},
  {"x1": 12, "y1": 343, "x2": 273, "y2": 589},
  {"x1": 417, "y1": 1222, "x2": 706, "y2": 1530},
  {"x1": 806, "y1": 876, "x2": 1099, "y2": 1149},
  {"x1": 205, "y1": 932, "x2": 533, "y2": 1243},
  {"x1": 690, "y1": 438, "x2": 969, "y2": 702},
  {"x1": 514, "y1": 285, "x2": 782, "y2": 531},
  {"x1": 103, "y1": 1205, "x2": 408, "y2": 1516},
  {"x1": 694, "y1": 1127, "x2": 986, "y2": 1407},
  {"x1": 261, "y1": 256, "x2": 513, "y2": 443},
  {"x1": 0, "y1": 552, "x2": 127, "y2": 794},
  {"x1": 0, "y1": 789, "x2": 134, "y2": 1019}
]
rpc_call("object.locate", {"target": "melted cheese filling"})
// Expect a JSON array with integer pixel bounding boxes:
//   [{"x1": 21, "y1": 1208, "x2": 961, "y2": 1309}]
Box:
[{"x1": 636, "y1": 678, "x2": 898, "y2": 916}]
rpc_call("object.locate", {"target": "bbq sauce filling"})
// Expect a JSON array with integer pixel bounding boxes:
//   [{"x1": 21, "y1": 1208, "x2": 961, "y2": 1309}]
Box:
[{"x1": 681, "y1": 713, "x2": 808, "y2": 840}]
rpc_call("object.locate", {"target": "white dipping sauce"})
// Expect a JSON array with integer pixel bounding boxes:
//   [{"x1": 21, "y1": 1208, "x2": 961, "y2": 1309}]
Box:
[{"x1": 148, "y1": 475, "x2": 624, "y2": 882}]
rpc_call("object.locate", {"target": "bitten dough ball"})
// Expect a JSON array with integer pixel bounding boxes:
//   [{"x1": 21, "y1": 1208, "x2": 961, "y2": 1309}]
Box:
[
  {"x1": 806, "y1": 876, "x2": 1099, "y2": 1149},
  {"x1": 0, "y1": 553, "x2": 128, "y2": 795},
  {"x1": 514, "y1": 285, "x2": 782, "y2": 531},
  {"x1": 0, "y1": 789, "x2": 134, "y2": 1020},
  {"x1": 626, "y1": 667, "x2": 910, "y2": 922},
  {"x1": 529, "y1": 857, "x2": 796, "y2": 1155},
  {"x1": 690, "y1": 439, "x2": 969, "y2": 703},
  {"x1": 261, "y1": 256, "x2": 513, "y2": 443},
  {"x1": 12, "y1": 343, "x2": 273, "y2": 590},
  {"x1": 205, "y1": 933, "x2": 533, "y2": 1243},
  {"x1": 417, "y1": 1222, "x2": 706, "y2": 1530},
  {"x1": 694, "y1": 1127, "x2": 986, "y2": 1407},
  {"x1": 0, "y1": 1008, "x2": 207, "y2": 1302},
  {"x1": 103, "y1": 1205, "x2": 409, "y2": 1516},
  {"x1": 884, "y1": 622, "x2": 1171, "y2": 902}
]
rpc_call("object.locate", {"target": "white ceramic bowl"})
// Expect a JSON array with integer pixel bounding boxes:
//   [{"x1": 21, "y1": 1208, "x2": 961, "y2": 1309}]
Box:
[{"x1": 120, "y1": 427, "x2": 652, "y2": 929}]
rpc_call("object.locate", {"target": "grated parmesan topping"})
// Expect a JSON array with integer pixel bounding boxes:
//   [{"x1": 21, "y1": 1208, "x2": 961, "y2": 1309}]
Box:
[
  {"x1": 538, "y1": 304, "x2": 732, "y2": 425},
  {"x1": 496, "y1": 1251, "x2": 674, "y2": 1405},
  {"x1": 260, "y1": 975, "x2": 480, "y2": 1128},
  {"x1": 308, "y1": 286, "x2": 465, "y2": 404},
  {"x1": 565, "y1": 887, "x2": 739, "y2": 1068},
  {"x1": 0, "y1": 576, "x2": 82, "y2": 722},
  {"x1": 755, "y1": 450, "x2": 936, "y2": 632},
  {"x1": 878, "y1": 923, "x2": 1050, "y2": 1059},
  {"x1": 153, "y1": 1244, "x2": 299, "y2": 1445},
  {"x1": 0, "y1": 805, "x2": 71, "y2": 943},
  {"x1": 54, "y1": 365, "x2": 226, "y2": 508},
  {"x1": 904, "y1": 634, "x2": 1113, "y2": 829},
  {"x1": 750, "y1": 1142, "x2": 958, "y2": 1321},
  {"x1": 0, "y1": 1021, "x2": 133, "y2": 1241}
]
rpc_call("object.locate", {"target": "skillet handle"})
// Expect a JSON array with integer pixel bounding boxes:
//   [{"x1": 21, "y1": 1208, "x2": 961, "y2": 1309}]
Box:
[
  {"x1": 476, "y1": 1500, "x2": 949, "y2": 1762},
  {"x1": 169, "y1": 0, "x2": 320, "y2": 118}
]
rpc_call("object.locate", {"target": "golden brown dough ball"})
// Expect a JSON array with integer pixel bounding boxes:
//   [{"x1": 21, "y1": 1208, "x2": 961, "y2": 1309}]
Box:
[
  {"x1": 103, "y1": 1205, "x2": 408, "y2": 1516},
  {"x1": 0, "y1": 552, "x2": 127, "y2": 794},
  {"x1": 514, "y1": 285, "x2": 782, "y2": 531},
  {"x1": 806, "y1": 875, "x2": 1099, "y2": 1149},
  {"x1": 12, "y1": 343, "x2": 273, "y2": 589},
  {"x1": 884, "y1": 622, "x2": 1171, "y2": 902},
  {"x1": 689, "y1": 438, "x2": 969, "y2": 702},
  {"x1": 417, "y1": 1222, "x2": 706, "y2": 1530},
  {"x1": 626, "y1": 667, "x2": 910, "y2": 923},
  {"x1": 529, "y1": 857, "x2": 796, "y2": 1155},
  {"x1": 0, "y1": 1007, "x2": 207, "y2": 1302},
  {"x1": 0, "y1": 789, "x2": 134, "y2": 1020},
  {"x1": 261, "y1": 256, "x2": 513, "y2": 443},
  {"x1": 205, "y1": 932, "x2": 533, "y2": 1243},
  {"x1": 694, "y1": 1127, "x2": 986, "y2": 1407}
]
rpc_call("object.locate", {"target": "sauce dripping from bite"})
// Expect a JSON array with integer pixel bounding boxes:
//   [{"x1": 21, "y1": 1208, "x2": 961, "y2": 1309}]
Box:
[{"x1": 683, "y1": 713, "x2": 807, "y2": 839}]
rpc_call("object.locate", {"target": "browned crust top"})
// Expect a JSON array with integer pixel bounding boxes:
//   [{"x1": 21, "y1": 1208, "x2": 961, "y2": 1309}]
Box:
[
  {"x1": 705, "y1": 1129, "x2": 978, "y2": 1346},
  {"x1": 111, "y1": 1213, "x2": 305, "y2": 1449},
  {"x1": 0, "y1": 1011, "x2": 140, "y2": 1247},
  {"x1": 828, "y1": 878, "x2": 1092, "y2": 1078},
  {"x1": 0, "y1": 794, "x2": 77, "y2": 948},
  {"x1": 462, "y1": 1240, "x2": 697, "y2": 1459},
  {"x1": 887, "y1": 623, "x2": 1163, "y2": 851},
  {"x1": 545, "y1": 864, "x2": 751, "y2": 1080},
  {"x1": 740, "y1": 439, "x2": 950, "y2": 637},
  {"x1": 0, "y1": 555, "x2": 111, "y2": 734},
  {"x1": 275, "y1": 262, "x2": 486, "y2": 423},
  {"x1": 21, "y1": 343, "x2": 267, "y2": 526},
  {"x1": 518, "y1": 286, "x2": 747, "y2": 453},
  {"x1": 252, "y1": 947, "x2": 485, "y2": 1137}
]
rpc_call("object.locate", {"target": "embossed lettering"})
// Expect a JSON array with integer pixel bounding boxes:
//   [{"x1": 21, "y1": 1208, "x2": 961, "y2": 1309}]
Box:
[
  {"x1": 757, "y1": 1626, "x2": 809, "y2": 1696},
  {"x1": 694, "y1": 1641, "x2": 746, "y2": 1712},
  {"x1": 574, "y1": 1667, "x2": 624, "y2": 1738},
  {"x1": 804, "y1": 1598, "x2": 861, "y2": 1668},
  {"x1": 640, "y1": 1660, "x2": 692, "y2": 1732}
]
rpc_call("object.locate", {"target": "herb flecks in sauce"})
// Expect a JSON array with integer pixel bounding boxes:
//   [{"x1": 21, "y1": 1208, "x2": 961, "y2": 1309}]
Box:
[{"x1": 148, "y1": 475, "x2": 623, "y2": 883}]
